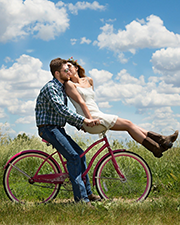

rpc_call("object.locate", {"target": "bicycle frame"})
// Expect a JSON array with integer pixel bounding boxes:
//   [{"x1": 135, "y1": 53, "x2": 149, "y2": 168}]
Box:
[
  {"x1": 80, "y1": 134, "x2": 126, "y2": 185},
  {"x1": 4, "y1": 133, "x2": 126, "y2": 187}
]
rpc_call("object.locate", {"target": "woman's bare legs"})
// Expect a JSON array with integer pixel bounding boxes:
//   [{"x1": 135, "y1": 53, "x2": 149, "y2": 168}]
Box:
[{"x1": 110, "y1": 118, "x2": 147, "y2": 144}]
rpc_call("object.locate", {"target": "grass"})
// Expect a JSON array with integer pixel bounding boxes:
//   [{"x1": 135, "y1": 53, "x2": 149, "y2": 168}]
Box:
[
  {"x1": 0, "y1": 197, "x2": 180, "y2": 225},
  {"x1": 0, "y1": 131, "x2": 180, "y2": 224}
]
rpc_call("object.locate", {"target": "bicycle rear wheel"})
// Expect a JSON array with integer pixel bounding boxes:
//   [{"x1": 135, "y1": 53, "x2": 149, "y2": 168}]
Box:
[
  {"x1": 95, "y1": 150, "x2": 152, "y2": 202},
  {"x1": 3, "y1": 151, "x2": 61, "y2": 204}
]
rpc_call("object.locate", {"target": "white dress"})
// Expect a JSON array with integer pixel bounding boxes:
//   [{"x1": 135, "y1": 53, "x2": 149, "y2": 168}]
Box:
[{"x1": 69, "y1": 86, "x2": 118, "y2": 134}]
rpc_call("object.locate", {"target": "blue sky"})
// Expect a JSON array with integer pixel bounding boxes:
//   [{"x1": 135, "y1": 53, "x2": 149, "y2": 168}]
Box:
[{"x1": 0, "y1": 0, "x2": 180, "y2": 141}]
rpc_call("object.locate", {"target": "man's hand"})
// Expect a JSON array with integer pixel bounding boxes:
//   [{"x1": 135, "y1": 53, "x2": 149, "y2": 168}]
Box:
[{"x1": 83, "y1": 118, "x2": 100, "y2": 127}]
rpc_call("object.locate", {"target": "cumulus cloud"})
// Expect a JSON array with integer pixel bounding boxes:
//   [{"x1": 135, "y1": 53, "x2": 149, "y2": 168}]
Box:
[
  {"x1": 89, "y1": 69, "x2": 113, "y2": 85},
  {"x1": 152, "y1": 47, "x2": 180, "y2": 73},
  {"x1": 15, "y1": 115, "x2": 35, "y2": 124},
  {"x1": 0, "y1": 0, "x2": 70, "y2": 42},
  {"x1": 98, "y1": 102, "x2": 112, "y2": 108},
  {"x1": 88, "y1": 68, "x2": 180, "y2": 110},
  {"x1": 0, "y1": 0, "x2": 106, "y2": 43},
  {"x1": 0, "y1": 54, "x2": 51, "y2": 118},
  {"x1": 143, "y1": 107, "x2": 180, "y2": 133},
  {"x1": 151, "y1": 47, "x2": 180, "y2": 87},
  {"x1": 95, "y1": 15, "x2": 180, "y2": 62}
]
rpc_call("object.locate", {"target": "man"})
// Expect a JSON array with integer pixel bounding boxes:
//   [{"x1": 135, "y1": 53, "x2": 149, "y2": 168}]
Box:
[{"x1": 35, "y1": 58, "x2": 101, "y2": 205}]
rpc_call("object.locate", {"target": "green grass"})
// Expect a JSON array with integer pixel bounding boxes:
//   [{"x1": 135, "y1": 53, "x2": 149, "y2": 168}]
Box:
[{"x1": 0, "y1": 131, "x2": 180, "y2": 224}]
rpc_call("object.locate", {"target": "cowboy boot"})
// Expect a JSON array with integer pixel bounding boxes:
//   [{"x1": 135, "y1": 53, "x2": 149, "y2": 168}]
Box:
[
  {"x1": 147, "y1": 130, "x2": 179, "y2": 151},
  {"x1": 142, "y1": 137, "x2": 163, "y2": 158}
]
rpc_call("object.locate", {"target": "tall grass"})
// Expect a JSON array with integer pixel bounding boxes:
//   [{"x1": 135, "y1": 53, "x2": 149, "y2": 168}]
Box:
[{"x1": 0, "y1": 130, "x2": 180, "y2": 224}]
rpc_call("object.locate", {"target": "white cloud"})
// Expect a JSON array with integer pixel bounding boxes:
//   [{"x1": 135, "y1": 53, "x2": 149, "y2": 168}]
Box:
[
  {"x1": 4, "y1": 57, "x2": 13, "y2": 63},
  {"x1": 26, "y1": 49, "x2": 34, "y2": 53},
  {"x1": 0, "y1": 0, "x2": 107, "y2": 42},
  {"x1": 67, "y1": 1, "x2": 106, "y2": 15},
  {"x1": 89, "y1": 68, "x2": 180, "y2": 110},
  {"x1": 0, "y1": 122, "x2": 16, "y2": 136},
  {"x1": 8, "y1": 100, "x2": 35, "y2": 116},
  {"x1": 79, "y1": 59, "x2": 86, "y2": 66},
  {"x1": 116, "y1": 69, "x2": 145, "y2": 85},
  {"x1": 80, "y1": 37, "x2": 92, "y2": 44},
  {"x1": 0, "y1": 54, "x2": 51, "y2": 117},
  {"x1": 143, "y1": 107, "x2": 180, "y2": 134},
  {"x1": 100, "y1": 18, "x2": 116, "y2": 23},
  {"x1": 152, "y1": 47, "x2": 180, "y2": 73},
  {"x1": 98, "y1": 102, "x2": 112, "y2": 108},
  {"x1": 15, "y1": 116, "x2": 35, "y2": 124},
  {"x1": 95, "y1": 15, "x2": 180, "y2": 61},
  {"x1": 151, "y1": 47, "x2": 180, "y2": 87},
  {"x1": 89, "y1": 69, "x2": 113, "y2": 85},
  {"x1": 0, "y1": 0, "x2": 69, "y2": 42},
  {"x1": 70, "y1": 38, "x2": 77, "y2": 45},
  {"x1": 0, "y1": 108, "x2": 6, "y2": 119}
]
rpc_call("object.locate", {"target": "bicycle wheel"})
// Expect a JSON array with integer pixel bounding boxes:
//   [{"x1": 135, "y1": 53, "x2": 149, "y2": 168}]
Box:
[
  {"x1": 95, "y1": 150, "x2": 152, "y2": 202},
  {"x1": 3, "y1": 151, "x2": 61, "y2": 204}
]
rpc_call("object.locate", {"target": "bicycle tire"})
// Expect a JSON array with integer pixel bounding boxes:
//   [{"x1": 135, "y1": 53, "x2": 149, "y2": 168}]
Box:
[
  {"x1": 95, "y1": 150, "x2": 152, "y2": 202},
  {"x1": 3, "y1": 151, "x2": 61, "y2": 204}
]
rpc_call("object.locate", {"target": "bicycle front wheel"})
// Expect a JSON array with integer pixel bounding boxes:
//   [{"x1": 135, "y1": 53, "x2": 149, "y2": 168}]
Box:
[
  {"x1": 95, "y1": 150, "x2": 152, "y2": 202},
  {"x1": 3, "y1": 151, "x2": 61, "y2": 204}
]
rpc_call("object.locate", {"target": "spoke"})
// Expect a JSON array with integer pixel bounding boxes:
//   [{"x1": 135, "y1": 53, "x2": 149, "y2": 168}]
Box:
[
  {"x1": 95, "y1": 176, "x2": 121, "y2": 180},
  {"x1": 9, "y1": 162, "x2": 31, "y2": 179},
  {"x1": 31, "y1": 183, "x2": 58, "y2": 189}
]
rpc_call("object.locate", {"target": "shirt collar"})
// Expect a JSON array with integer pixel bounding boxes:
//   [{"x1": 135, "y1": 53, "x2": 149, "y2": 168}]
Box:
[{"x1": 53, "y1": 77, "x2": 64, "y2": 88}]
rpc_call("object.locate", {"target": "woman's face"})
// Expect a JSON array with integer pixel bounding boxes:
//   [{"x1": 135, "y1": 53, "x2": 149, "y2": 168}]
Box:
[{"x1": 67, "y1": 62, "x2": 78, "y2": 79}]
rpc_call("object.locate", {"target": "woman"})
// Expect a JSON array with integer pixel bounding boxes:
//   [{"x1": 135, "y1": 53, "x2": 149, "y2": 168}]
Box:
[{"x1": 65, "y1": 59, "x2": 178, "y2": 158}]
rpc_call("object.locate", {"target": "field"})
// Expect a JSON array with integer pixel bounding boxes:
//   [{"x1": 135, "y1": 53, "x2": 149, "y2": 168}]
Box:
[{"x1": 0, "y1": 131, "x2": 180, "y2": 225}]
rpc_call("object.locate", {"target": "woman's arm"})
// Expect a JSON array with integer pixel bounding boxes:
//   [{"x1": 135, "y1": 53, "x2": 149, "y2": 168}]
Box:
[{"x1": 65, "y1": 81, "x2": 93, "y2": 119}]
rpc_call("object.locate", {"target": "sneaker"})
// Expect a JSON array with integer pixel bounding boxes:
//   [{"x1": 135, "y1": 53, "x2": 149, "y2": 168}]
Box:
[{"x1": 88, "y1": 194, "x2": 101, "y2": 201}]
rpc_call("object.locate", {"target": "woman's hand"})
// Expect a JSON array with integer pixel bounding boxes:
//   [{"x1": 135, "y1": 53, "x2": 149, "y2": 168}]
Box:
[{"x1": 83, "y1": 118, "x2": 100, "y2": 127}]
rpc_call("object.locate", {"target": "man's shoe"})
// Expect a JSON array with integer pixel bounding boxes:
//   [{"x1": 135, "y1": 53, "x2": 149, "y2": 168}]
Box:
[
  {"x1": 86, "y1": 201, "x2": 95, "y2": 209},
  {"x1": 88, "y1": 194, "x2": 101, "y2": 201}
]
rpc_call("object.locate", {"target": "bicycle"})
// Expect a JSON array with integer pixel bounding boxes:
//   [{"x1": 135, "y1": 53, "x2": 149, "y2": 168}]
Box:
[{"x1": 3, "y1": 130, "x2": 152, "y2": 204}]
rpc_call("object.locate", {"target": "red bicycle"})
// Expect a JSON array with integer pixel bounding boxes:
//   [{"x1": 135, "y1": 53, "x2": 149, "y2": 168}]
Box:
[{"x1": 3, "y1": 132, "x2": 152, "y2": 204}]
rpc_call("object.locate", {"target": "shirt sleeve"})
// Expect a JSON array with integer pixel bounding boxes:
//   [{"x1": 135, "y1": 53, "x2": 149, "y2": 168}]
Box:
[{"x1": 45, "y1": 83, "x2": 85, "y2": 129}]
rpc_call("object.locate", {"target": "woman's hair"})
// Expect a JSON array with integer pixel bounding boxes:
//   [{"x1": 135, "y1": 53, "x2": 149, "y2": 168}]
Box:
[
  {"x1": 50, "y1": 58, "x2": 67, "y2": 77},
  {"x1": 67, "y1": 60, "x2": 86, "y2": 78}
]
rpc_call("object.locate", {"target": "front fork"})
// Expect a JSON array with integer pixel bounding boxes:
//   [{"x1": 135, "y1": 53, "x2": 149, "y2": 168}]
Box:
[{"x1": 109, "y1": 149, "x2": 127, "y2": 182}]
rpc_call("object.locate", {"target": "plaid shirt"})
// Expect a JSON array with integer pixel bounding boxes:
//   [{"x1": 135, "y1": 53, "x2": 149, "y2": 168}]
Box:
[{"x1": 35, "y1": 78, "x2": 84, "y2": 130}]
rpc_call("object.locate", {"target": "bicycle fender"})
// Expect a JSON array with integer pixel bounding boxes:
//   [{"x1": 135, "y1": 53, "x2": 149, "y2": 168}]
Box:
[
  {"x1": 3, "y1": 150, "x2": 61, "y2": 171},
  {"x1": 92, "y1": 149, "x2": 125, "y2": 186}
]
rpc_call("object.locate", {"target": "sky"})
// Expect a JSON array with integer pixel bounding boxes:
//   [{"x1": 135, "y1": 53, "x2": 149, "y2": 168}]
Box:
[{"x1": 0, "y1": 0, "x2": 180, "y2": 142}]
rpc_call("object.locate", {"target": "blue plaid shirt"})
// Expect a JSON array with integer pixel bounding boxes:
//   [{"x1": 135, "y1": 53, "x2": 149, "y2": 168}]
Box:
[{"x1": 35, "y1": 78, "x2": 84, "y2": 130}]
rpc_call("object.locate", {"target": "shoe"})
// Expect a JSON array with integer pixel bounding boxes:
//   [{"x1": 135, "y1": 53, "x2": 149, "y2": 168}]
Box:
[
  {"x1": 86, "y1": 201, "x2": 95, "y2": 209},
  {"x1": 142, "y1": 137, "x2": 163, "y2": 158},
  {"x1": 88, "y1": 194, "x2": 101, "y2": 201},
  {"x1": 147, "y1": 130, "x2": 179, "y2": 151}
]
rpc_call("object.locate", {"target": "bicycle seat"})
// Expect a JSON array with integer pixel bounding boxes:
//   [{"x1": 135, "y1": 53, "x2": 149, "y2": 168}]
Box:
[
  {"x1": 82, "y1": 124, "x2": 107, "y2": 134},
  {"x1": 42, "y1": 139, "x2": 51, "y2": 146}
]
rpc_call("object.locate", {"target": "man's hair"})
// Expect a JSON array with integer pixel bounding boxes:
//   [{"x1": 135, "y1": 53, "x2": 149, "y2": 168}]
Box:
[
  {"x1": 50, "y1": 58, "x2": 67, "y2": 77},
  {"x1": 67, "y1": 60, "x2": 86, "y2": 78}
]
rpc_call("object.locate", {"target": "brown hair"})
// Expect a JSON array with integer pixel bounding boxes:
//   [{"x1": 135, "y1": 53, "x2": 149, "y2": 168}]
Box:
[
  {"x1": 50, "y1": 58, "x2": 67, "y2": 77},
  {"x1": 67, "y1": 60, "x2": 86, "y2": 78}
]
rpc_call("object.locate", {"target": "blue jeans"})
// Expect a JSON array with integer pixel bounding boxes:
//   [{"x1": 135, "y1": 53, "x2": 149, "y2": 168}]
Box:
[{"x1": 38, "y1": 125, "x2": 92, "y2": 203}]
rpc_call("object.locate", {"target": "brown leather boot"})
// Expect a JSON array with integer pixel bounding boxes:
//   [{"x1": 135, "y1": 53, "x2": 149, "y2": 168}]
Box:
[
  {"x1": 147, "y1": 130, "x2": 179, "y2": 151},
  {"x1": 142, "y1": 137, "x2": 163, "y2": 158},
  {"x1": 88, "y1": 194, "x2": 101, "y2": 201}
]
